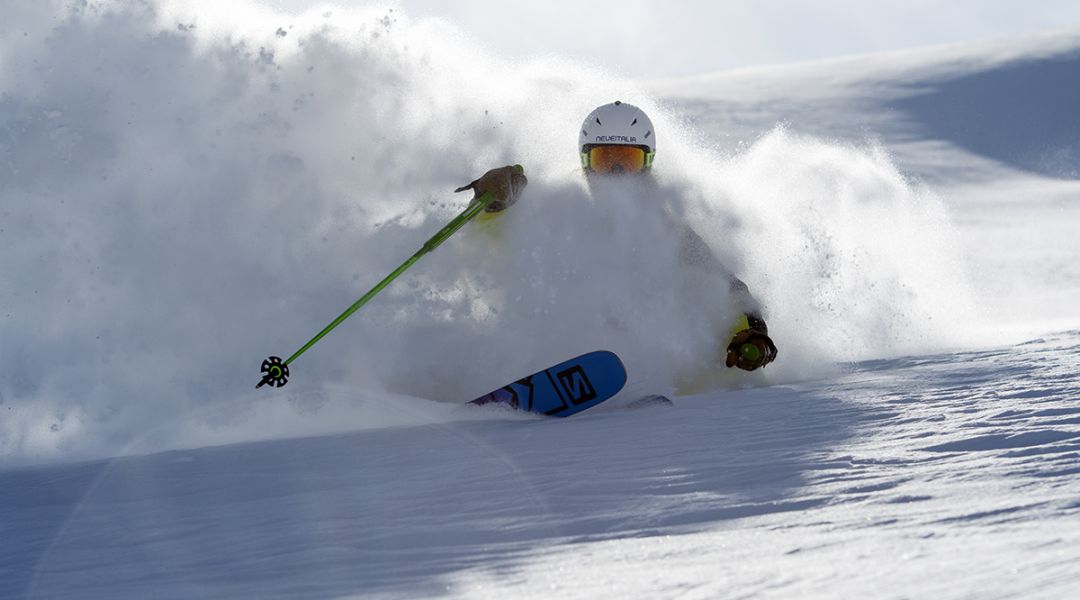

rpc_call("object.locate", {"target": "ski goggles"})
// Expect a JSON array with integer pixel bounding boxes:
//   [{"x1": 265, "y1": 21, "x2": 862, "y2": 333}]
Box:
[{"x1": 581, "y1": 145, "x2": 654, "y2": 174}]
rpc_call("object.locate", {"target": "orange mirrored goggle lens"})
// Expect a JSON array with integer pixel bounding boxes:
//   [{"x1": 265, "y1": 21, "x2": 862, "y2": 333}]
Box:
[{"x1": 587, "y1": 145, "x2": 647, "y2": 174}]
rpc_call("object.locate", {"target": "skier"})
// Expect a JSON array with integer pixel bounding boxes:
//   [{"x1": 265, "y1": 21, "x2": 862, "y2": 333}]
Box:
[{"x1": 456, "y1": 101, "x2": 777, "y2": 374}]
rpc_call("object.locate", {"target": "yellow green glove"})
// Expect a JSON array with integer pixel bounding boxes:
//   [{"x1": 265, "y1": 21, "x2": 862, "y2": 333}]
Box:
[{"x1": 725, "y1": 329, "x2": 778, "y2": 371}]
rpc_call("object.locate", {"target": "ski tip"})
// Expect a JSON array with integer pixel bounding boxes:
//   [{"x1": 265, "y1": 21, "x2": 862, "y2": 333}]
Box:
[{"x1": 591, "y1": 349, "x2": 627, "y2": 378}]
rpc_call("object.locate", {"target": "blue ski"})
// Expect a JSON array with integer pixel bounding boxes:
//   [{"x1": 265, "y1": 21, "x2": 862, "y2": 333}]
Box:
[{"x1": 468, "y1": 350, "x2": 627, "y2": 417}]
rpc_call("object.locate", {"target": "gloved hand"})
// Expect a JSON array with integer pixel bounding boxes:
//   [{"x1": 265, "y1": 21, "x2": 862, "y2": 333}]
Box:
[
  {"x1": 725, "y1": 329, "x2": 778, "y2": 371},
  {"x1": 455, "y1": 164, "x2": 527, "y2": 212}
]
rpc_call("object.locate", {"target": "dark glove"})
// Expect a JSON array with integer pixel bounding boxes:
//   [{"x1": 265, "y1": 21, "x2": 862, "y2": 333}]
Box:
[
  {"x1": 725, "y1": 329, "x2": 778, "y2": 371},
  {"x1": 455, "y1": 164, "x2": 527, "y2": 212}
]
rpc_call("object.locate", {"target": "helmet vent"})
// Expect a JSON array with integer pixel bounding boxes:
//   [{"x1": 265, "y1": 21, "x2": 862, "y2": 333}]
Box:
[
  {"x1": 595, "y1": 117, "x2": 602, "y2": 126},
  {"x1": 645, "y1": 130, "x2": 652, "y2": 139},
  {"x1": 631, "y1": 118, "x2": 638, "y2": 126}
]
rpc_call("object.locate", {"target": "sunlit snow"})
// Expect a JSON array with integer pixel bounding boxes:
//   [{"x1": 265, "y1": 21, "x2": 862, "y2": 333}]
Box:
[{"x1": 1, "y1": 2, "x2": 1078, "y2": 598}]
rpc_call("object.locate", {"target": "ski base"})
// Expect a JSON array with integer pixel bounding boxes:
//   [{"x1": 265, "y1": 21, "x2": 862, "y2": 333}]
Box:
[{"x1": 469, "y1": 350, "x2": 627, "y2": 417}]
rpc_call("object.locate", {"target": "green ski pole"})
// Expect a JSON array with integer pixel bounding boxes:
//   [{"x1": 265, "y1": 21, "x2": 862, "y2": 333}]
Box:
[{"x1": 257, "y1": 189, "x2": 498, "y2": 389}]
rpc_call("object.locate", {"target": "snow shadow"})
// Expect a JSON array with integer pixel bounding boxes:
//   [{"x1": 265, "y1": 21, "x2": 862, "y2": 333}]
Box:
[
  {"x1": 0, "y1": 386, "x2": 870, "y2": 599},
  {"x1": 9, "y1": 331, "x2": 1078, "y2": 598},
  {"x1": 894, "y1": 50, "x2": 1080, "y2": 179}
]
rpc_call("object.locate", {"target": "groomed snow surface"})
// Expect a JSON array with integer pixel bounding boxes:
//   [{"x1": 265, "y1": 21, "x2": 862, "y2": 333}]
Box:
[{"x1": 2, "y1": 3, "x2": 1079, "y2": 598}]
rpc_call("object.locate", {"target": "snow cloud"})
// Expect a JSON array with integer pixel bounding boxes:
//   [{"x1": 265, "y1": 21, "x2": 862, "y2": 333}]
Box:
[{"x1": 1, "y1": 1, "x2": 972, "y2": 463}]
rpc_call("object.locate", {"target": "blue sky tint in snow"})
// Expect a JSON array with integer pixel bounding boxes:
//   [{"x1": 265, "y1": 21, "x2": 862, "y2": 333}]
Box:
[{"x1": 2, "y1": 2, "x2": 1080, "y2": 599}]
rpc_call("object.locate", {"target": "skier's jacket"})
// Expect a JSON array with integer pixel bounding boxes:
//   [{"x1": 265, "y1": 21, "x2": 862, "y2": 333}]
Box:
[
  {"x1": 476, "y1": 187, "x2": 769, "y2": 351},
  {"x1": 677, "y1": 224, "x2": 769, "y2": 338}
]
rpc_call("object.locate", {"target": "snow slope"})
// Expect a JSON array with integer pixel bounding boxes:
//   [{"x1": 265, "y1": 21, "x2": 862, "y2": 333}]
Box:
[
  {"x1": 651, "y1": 28, "x2": 1080, "y2": 336},
  {"x1": 4, "y1": 332, "x2": 1079, "y2": 599},
  {"x1": 2, "y1": 2, "x2": 1079, "y2": 598}
]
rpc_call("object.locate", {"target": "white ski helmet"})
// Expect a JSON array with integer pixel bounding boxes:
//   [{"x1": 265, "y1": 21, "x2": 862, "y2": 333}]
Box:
[{"x1": 578, "y1": 101, "x2": 656, "y2": 171}]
